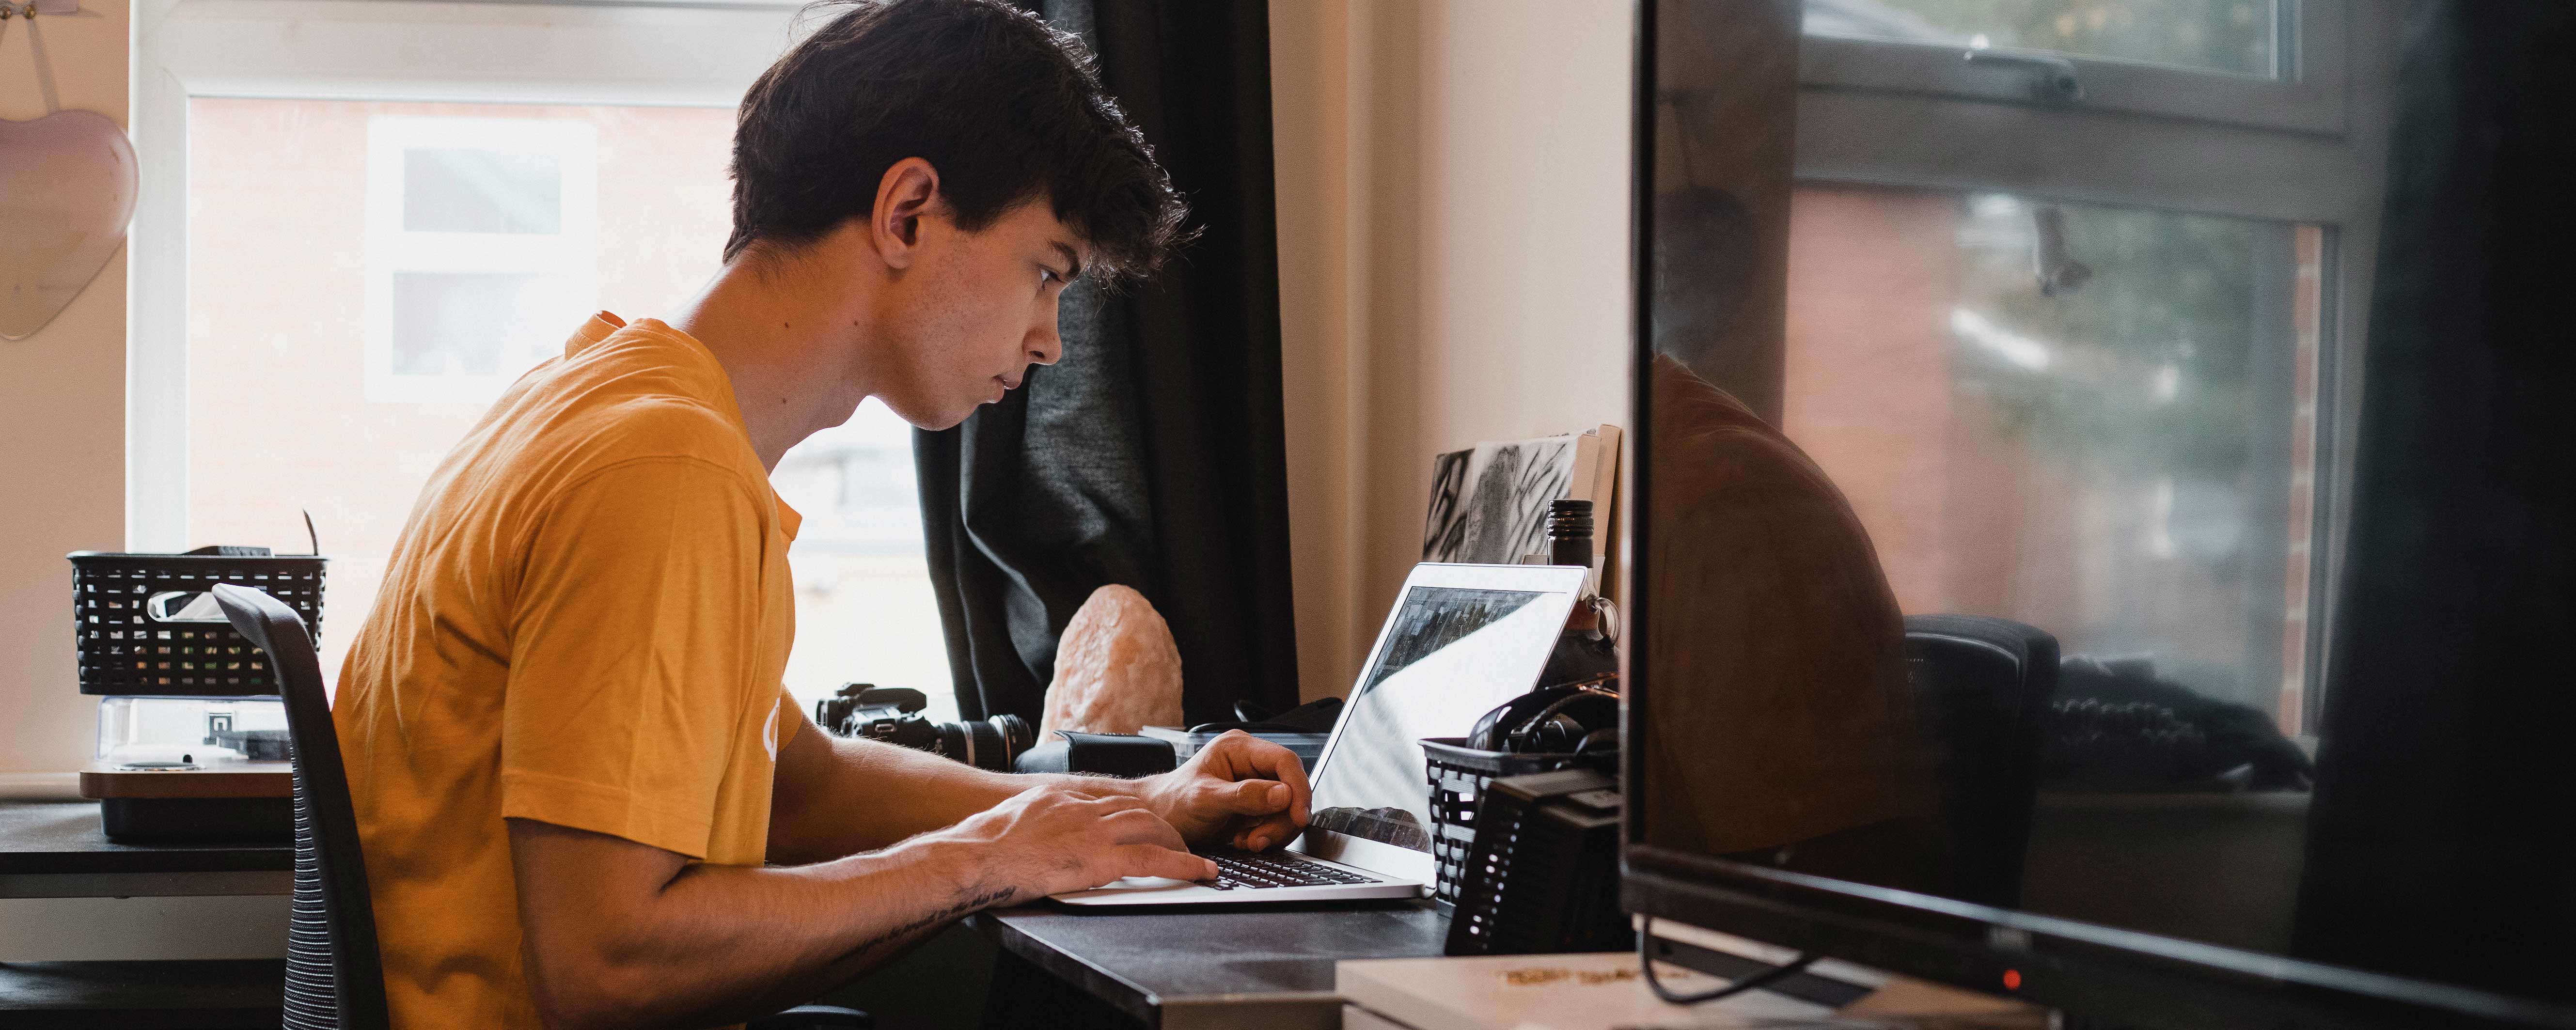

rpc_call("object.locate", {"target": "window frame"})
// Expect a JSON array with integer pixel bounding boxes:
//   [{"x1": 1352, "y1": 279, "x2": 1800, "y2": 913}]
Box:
[
  {"x1": 363, "y1": 115, "x2": 601, "y2": 404},
  {"x1": 130, "y1": 0, "x2": 803, "y2": 548},
  {"x1": 1787, "y1": 0, "x2": 2406, "y2": 734},
  {"x1": 1801, "y1": 0, "x2": 2347, "y2": 135}
]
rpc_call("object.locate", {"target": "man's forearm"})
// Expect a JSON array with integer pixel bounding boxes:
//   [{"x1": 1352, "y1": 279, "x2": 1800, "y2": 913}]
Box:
[
  {"x1": 515, "y1": 823, "x2": 1005, "y2": 1030},
  {"x1": 768, "y1": 728, "x2": 1144, "y2": 863}
]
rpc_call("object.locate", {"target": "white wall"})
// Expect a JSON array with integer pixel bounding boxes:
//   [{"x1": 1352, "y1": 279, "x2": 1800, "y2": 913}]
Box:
[
  {"x1": 1272, "y1": 0, "x2": 1635, "y2": 700},
  {"x1": 1269, "y1": 0, "x2": 1361, "y2": 705},
  {"x1": 1, "y1": 0, "x2": 131, "y2": 786},
  {"x1": 0, "y1": 0, "x2": 289, "y2": 963}
]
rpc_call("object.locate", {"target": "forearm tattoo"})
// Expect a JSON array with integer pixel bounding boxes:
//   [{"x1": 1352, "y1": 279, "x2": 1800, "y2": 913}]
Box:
[{"x1": 848, "y1": 884, "x2": 1018, "y2": 957}]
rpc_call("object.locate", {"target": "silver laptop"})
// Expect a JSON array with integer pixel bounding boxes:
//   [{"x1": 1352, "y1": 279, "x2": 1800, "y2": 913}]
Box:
[{"x1": 1052, "y1": 562, "x2": 1589, "y2": 906}]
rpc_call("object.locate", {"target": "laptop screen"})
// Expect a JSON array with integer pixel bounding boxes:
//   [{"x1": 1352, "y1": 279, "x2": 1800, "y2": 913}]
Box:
[{"x1": 1306, "y1": 583, "x2": 1565, "y2": 854}]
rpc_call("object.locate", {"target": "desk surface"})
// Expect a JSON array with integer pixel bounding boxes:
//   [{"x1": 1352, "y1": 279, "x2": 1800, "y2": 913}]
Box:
[
  {"x1": 971, "y1": 899, "x2": 1449, "y2": 1030},
  {"x1": 0, "y1": 801, "x2": 292, "y2": 875},
  {"x1": 0, "y1": 800, "x2": 293, "y2": 898}
]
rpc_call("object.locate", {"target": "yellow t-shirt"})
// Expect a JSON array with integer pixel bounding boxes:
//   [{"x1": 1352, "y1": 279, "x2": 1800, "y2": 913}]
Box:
[{"x1": 336, "y1": 313, "x2": 801, "y2": 1028}]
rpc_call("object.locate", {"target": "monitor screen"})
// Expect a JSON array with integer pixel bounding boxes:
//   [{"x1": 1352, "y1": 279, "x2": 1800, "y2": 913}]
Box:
[{"x1": 1628, "y1": 1, "x2": 2576, "y2": 1025}]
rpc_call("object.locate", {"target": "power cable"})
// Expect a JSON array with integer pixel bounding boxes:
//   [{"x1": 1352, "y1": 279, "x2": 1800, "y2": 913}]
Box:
[{"x1": 1637, "y1": 916, "x2": 1823, "y2": 1006}]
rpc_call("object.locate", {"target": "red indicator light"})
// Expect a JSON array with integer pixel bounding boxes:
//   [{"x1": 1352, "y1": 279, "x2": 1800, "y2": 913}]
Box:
[{"x1": 2002, "y1": 969, "x2": 2023, "y2": 991}]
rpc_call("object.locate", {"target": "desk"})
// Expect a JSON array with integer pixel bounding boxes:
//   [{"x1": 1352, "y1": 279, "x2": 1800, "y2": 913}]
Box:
[
  {"x1": 0, "y1": 800, "x2": 292, "y2": 899},
  {"x1": 0, "y1": 801, "x2": 292, "y2": 1028},
  {"x1": 970, "y1": 899, "x2": 1450, "y2": 1030}
]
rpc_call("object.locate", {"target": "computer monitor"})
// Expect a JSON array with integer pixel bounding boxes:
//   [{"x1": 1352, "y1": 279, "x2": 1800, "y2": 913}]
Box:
[{"x1": 1623, "y1": 2, "x2": 2576, "y2": 1027}]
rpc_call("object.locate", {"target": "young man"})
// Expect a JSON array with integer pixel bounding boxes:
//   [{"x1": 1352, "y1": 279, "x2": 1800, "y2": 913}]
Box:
[{"x1": 332, "y1": 1, "x2": 1309, "y2": 1027}]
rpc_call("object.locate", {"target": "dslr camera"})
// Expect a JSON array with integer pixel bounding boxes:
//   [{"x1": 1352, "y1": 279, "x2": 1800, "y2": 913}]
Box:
[{"x1": 815, "y1": 684, "x2": 1034, "y2": 773}]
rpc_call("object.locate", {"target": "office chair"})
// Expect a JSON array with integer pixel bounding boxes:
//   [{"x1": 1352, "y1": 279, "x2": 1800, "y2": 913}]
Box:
[
  {"x1": 210, "y1": 584, "x2": 870, "y2": 1030},
  {"x1": 214, "y1": 584, "x2": 388, "y2": 1030},
  {"x1": 1902, "y1": 614, "x2": 2059, "y2": 909}
]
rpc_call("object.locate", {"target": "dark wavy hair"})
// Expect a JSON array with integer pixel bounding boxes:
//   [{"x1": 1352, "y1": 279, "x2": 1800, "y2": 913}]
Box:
[{"x1": 725, "y1": 0, "x2": 1188, "y2": 280}]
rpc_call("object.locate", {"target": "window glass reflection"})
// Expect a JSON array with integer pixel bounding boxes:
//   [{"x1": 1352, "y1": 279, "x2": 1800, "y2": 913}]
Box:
[{"x1": 1780, "y1": 187, "x2": 2323, "y2": 737}]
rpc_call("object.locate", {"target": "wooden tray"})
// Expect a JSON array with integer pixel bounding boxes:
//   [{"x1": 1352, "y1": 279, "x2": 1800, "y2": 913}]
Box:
[{"x1": 79, "y1": 762, "x2": 292, "y2": 799}]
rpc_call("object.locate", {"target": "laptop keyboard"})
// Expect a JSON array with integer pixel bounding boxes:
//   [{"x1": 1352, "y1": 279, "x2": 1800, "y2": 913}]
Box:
[{"x1": 1198, "y1": 849, "x2": 1382, "y2": 890}]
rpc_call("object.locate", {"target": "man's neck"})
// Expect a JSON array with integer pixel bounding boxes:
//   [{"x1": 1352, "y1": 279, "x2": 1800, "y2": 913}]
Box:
[{"x1": 669, "y1": 251, "x2": 882, "y2": 472}]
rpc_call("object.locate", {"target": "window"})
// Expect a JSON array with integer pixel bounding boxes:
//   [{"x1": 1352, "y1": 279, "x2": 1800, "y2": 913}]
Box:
[
  {"x1": 365, "y1": 117, "x2": 598, "y2": 404},
  {"x1": 183, "y1": 97, "x2": 734, "y2": 685},
  {"x1": 770, "y1": 408, "x2": 957, "y2": 721},
  {"x1": 1773, "y1": 0, "x2": 2389, "y2": 736},
  {"x1": 144, "y1": 3, "x2": 956, "y2": 719}
]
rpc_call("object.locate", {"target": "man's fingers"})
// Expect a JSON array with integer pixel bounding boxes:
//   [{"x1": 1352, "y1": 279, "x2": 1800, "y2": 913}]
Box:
[
  {"x1": 1120, "y1": 844, "x2": 1220, "y2": 883},
  {"x1": 1214, "y1": 778, "x2": 1291, "y2": 816},
  {"x1": 1100, "y1": 806, "x2": 1190, "y2": 852},
  {"x1": 1235, "y1": 812, "x2": 1303, "y2": 852},
  {"x1": 1243, "y1": 740, "x2": 1312, "y2": 825},
  {"x1": 1209, "y1": 733, "x2": 1313, "y2": 825},
  {"x1": 1207, "y1": 779, "x2": 1296, "y2": 849},
  {"x1": 1280, "y1": 754, "x2": 1312, "y2": 824}
]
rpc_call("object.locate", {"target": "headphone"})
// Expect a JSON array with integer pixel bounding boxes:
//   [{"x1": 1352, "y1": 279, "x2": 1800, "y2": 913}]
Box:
[{"x1": 1466, "y1": 682, "x2": 1619, "y2": 754}]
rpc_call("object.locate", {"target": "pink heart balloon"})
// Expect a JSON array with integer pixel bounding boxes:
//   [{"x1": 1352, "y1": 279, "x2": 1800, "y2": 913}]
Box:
[{"x1": 0, "y1": 109, "x2": 139, "y2": 341}]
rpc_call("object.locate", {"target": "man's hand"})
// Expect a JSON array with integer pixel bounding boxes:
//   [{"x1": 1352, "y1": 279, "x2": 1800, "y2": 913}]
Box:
[
  {"x1": 948, "y1": 782, "x2": 1220, "y2": 902},
  {"x1": 1140, "y1": 730, "x2": 1313, "y2": 851}
]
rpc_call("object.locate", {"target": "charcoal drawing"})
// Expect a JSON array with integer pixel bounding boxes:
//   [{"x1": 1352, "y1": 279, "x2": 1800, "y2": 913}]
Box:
[{"x1": 1420, "y1": 436, "x2": 1578, "y2": 564}]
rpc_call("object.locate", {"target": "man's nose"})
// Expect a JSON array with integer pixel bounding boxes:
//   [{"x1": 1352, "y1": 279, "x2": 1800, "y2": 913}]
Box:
[{"x1": 1027, "y1": 317, "x2": 1064, "y2": 367}]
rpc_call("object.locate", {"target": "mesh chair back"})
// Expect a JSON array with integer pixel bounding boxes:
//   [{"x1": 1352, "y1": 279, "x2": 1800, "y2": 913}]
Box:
[
  {"x1": 1902, "y1": 614, "x2": 2059, "y2": 909},
  {"x1": 213, "y1": 584, "x2": 389, "y2": 1030}
]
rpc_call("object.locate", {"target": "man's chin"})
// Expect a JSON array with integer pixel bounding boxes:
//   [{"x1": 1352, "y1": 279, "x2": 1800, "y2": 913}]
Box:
[
  {"x1": 922, "y1": 402, "x2": 982, "y2": 431},
  {"x1": 876, "y1": 394, "x2": 979, "y2": 431}
]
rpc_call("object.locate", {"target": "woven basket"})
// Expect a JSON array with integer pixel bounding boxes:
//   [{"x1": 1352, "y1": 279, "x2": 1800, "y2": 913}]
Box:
[
  {"x1": 1419, "y1": 736, "x2": 1586, "y2": 909},
  {"x1": 71, "y1": 550, "x2": 327, "y2": 697}
]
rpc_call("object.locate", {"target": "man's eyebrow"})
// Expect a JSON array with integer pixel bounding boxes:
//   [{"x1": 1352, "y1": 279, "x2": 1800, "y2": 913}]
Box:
[{"x1": 1050, "y1": 241, "x2": 1085, "y2": 282}]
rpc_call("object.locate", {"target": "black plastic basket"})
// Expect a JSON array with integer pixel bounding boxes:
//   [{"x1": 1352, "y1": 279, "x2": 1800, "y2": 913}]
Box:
[
  {"x1": 70, "y1": 550, "x2": 327, "y2": 697},
  {"x1": 1419, "y1": 736, "x2": 1585, "y2": 909}
]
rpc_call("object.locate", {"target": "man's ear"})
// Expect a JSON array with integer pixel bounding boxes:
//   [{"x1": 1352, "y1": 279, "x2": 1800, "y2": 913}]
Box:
[{"x1": 871, "y1": 157, "x2": 942, "y2": 271}]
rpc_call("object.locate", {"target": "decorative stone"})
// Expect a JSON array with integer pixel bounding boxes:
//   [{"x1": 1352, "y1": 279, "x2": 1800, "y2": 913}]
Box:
[{"x1": 1041, "y1": 584, "x2": 1183, "y2": 736}]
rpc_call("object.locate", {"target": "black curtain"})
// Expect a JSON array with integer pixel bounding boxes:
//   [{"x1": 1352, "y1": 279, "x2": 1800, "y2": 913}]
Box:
[
  {"x1": 915, "y1": 0, "x2": 1298, "y2": 726},
  {"x1": 2291, "y1": 0, "x2": 2576, "y2": 1000}
]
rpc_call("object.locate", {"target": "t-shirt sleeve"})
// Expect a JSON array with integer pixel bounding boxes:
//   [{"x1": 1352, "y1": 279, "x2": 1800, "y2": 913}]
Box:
[{"x1": 498, "y1": 456, "x2": 776, "y2": 859}]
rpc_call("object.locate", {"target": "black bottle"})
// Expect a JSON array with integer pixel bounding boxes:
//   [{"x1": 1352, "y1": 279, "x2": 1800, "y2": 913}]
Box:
[{"x1": 1547, "y1": 498, "x2": 1594, "y2": 569}]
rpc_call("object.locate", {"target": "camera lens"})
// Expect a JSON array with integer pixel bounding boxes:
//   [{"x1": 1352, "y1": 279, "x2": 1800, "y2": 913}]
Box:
[
  {"x1": 989, "y1": 714, "x2": 1033, "y2": 764},
  {"x1": 927, "y1": 718, "x2": 1014, "y2": 771},
  {"x1": 948, "y1": 715, "x2": 1036, "y2": 772},
  {"x1": 961, "y1": 720, "x2": 1005, "y2": 771}
]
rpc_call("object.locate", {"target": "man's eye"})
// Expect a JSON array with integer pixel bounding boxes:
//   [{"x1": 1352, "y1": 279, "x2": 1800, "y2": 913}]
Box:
[{"x1": 1040, "y1": 268, "x2": 1062, "y2": 286}]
